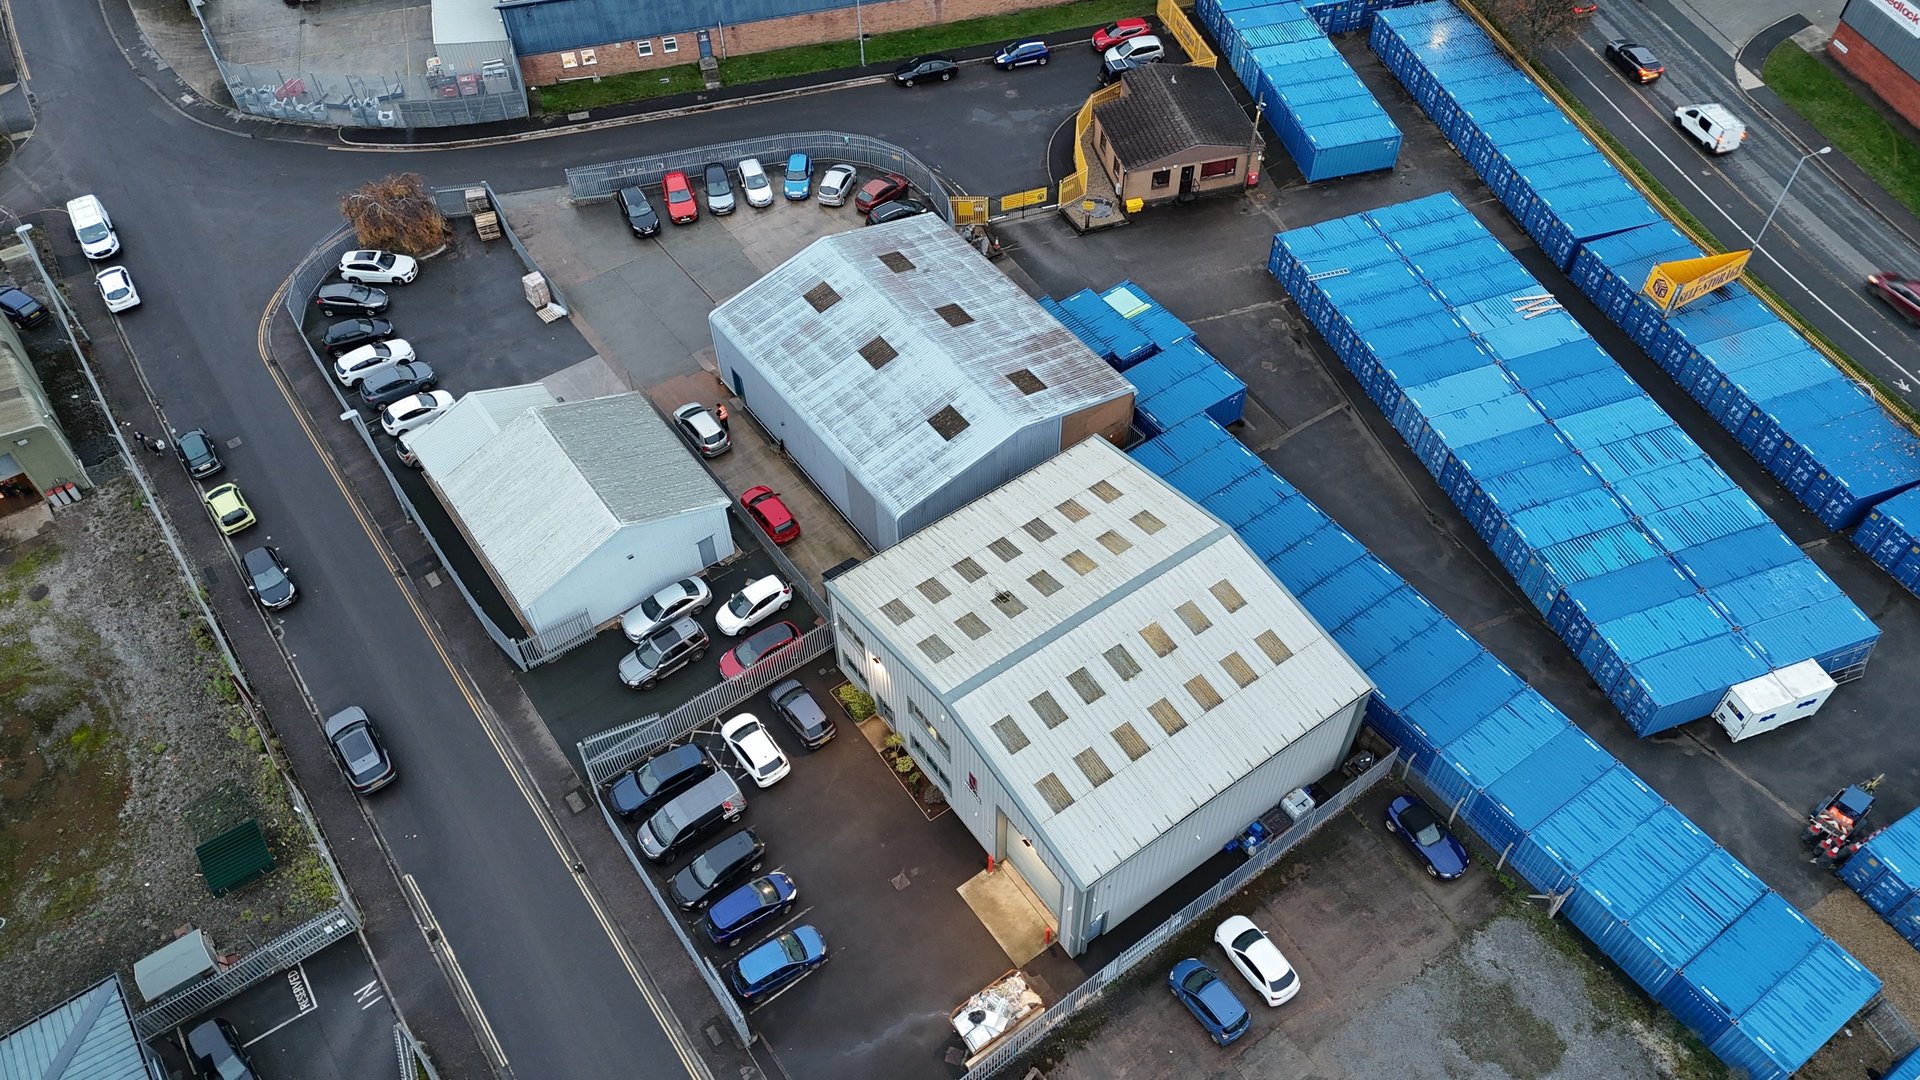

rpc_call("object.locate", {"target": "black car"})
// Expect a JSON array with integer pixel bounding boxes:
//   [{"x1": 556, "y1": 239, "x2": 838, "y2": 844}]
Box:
[
  {"x1": 240, "y1": 545, "x2": 297, "y2": 609},
  {"x1": 866, "y1": 199, "x2": 931, "y2": 226},
  {"x1": 321, "y1": 317, "x2": 396, "y2": 355},
  {"x1": 1604, "y1": 38, "x2": 1664, "y2": 83},
  {"x1": 669, "y1": 829, "x2": 766, "y2": 910},
  {"x1": 0, "y1": 286, "x2": 49, "y2": 330},
  {"x1": 1099, "y1": 53, "x2": 1144, "y2": 85},
  {"x1": 769, "y1": 679, "x2": 836, "y2": 749},
  {"x1": 894, "y1": 55, "x2": 959, "y2": 86},
  {"x1": 174, "y1": 427, "x2": 223, "y2": 478},
  {"x1": 616, "y1": 185, "x2": 660, "y2": 237},
  {"x1": 323, "y1": 707, "x2": 395, "y2": 794},
  {"x1": 313, "y1": 281, "x2": 391, "y2": 316},
  {"x1": 358, "y1": 361, "x2": 438, "y2": 409},
  {"x1": 608, "y1": 743, "x2": 714, "y2": 820},
  {"x1": 185, "y1": 1018, "x2": 258, "y2": 1080}
]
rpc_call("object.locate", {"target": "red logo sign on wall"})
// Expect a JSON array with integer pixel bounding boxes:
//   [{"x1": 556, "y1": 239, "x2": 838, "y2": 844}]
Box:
[{"x1": 1868, "y1": 0, "x2": 1920, "y2": 37}]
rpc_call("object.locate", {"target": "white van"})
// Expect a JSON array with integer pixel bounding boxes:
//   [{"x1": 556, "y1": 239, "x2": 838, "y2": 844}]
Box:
[
  {"x1": 65, "y1": 195, "x2": 120, "y2": 260},
  {"x1": 1674, "y1": 104, "x2": 1747, "y2": 154}
]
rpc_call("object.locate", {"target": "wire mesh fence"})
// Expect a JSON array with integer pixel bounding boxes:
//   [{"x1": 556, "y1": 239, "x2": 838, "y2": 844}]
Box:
[{"x1": 134, "y1": 907, "x2": 359, "y2": 1037}]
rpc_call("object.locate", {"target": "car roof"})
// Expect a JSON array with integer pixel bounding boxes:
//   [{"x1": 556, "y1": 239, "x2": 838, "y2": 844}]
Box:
[
  {"x1": 741, "y1": 575, "x2": 784, "y2": 599},
  {"x1": 711, "y1": 872, "x2": 792, "y2": 923},
  {"x1": 241, "y1": 546, "x2": 278, "y2": 570}
]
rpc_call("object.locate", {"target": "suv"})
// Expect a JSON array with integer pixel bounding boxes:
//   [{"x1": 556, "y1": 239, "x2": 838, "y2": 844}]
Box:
[
  {"x1": 358, "y1": 362, "x2": 437, "y2": 409},
  {"x1": 616, "y1": 185, "x2": 661, "y2": 237},
  {"x1": 704, "y1": 162, "x2": 737, "y2": 215},
  {"x1": 313, "y1": 282, "x2": 391, "y2": 316},
  {"x1": 672, "y1": 402, "x2": 730, "y2": 458},
  {"x1": 185, "y1": 1018, "x2": 258, "y2": 1079},
  {"x1": 769, "y1": 679, "x2": 836, "y2": 748},
  {"x1": 241, "y1": 545, "x2": 297, "y2": 609},
  {"x1": 607, "y1": 743, "x2": 715, "y2": 820},
  {"x1": 619, "y1": 617, "x2": 709, "y2": 689},
  {"x1": 669, "y1": 828, "x2": 766, "y2": 909},
  {"x1": 321, "y1": 317, "x2": 396, "y2": 355},
  {"x1": 705, "y1": 871, "x2": 798, "y2": 947},
  {"x1": 637, "y1": 770, "x2": 745, "y2": 861}
]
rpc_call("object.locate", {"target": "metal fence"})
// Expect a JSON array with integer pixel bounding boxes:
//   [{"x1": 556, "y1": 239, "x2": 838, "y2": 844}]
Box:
[
  {"x1": 1865, "y1": 997, "x2": 1920, "y2": 1061},
  {"x1": 565, "y1": 132, "x2": 959, "y2": 222},
  {"x1": 962, "y1": 750, "x2": 1400, "y2": 1078},
  {"x1": 134, "y1": 907, "x2": 359, "y2": 1037}
]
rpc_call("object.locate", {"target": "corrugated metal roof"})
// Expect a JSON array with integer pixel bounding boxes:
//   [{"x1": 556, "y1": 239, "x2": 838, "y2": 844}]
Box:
[
  {"x1": 500, "y1": 0, "x2": 844, "y2": 58},
  {"x1": 0, "y1": 977, "x2": 151, "y2": 1080},
  {"x1": 411, "y1": 384, "x2": 560, "y2": 475},
  {"x1": 0, "y1": 329, "x2": 50, "y2": 437},
  {"x1": 830, "y1": 439, "x2": 1371, "y2": 887},
  {"x1": 437, "y1": 392, "x2": 728, "y2": 614},
  {"x1": 432, "y1": 0, "x2": 510, "y2": 45},
  {"x1": 710, "y1": 215, "x2": 1132, "y2": 529}
]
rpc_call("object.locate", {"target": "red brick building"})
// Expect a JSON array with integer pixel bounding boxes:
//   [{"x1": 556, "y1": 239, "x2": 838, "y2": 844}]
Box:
[{"x1": 1829, "y1": 0, "x2": 1920, "y2": 130}]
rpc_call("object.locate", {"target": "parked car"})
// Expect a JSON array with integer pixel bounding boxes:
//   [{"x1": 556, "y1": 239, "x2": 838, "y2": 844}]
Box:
[
  {"x1": 1868, "y1": 271, "x2": 1920, "y2": 325},
  {"x1": 379, "y1": 390, "x2": 454, "y2": 436},
  {"x1": 94, "y1": 266, "x2": 139, "y2": 312},
  {"x1": 672, "y1": 402, "x2": 730, "y2": 458},
  {"x1": 741, "y1": 486, "x2": 801, "y2": 545},
  {"x1": 332, "y1": 339, "x2": 415, "y2": 386},
  {"x1": 720, "y1": 713, "x2": 791, "y2": 788},
  {"x1": 620, "y1": 576, "x2": 712, "y2": 643},
  {"x1": 395, "y1": 431, "x2": 421, "y2": 468},
  {"x1": 737, "y1": 157, "x2": 775, "y2": 208},
  {"x1": 320, "y1": 317, "x2": 396, "y2": 355},
  {"x1": 769, "y1": 678, "x2": 836, "y2": 749},
  {"x1": 893, "y1": 54, "x2": 959, "y2": 86},
  {"x1": 995, "y1": 40, "x2": 1051, "y2": 69},
  {"x1": 817, "y1": 164, "x2": 859, "y2": 207},
  {"x1": 175, "y1": 427, "x2": 223, "y2": 478},
  {"x1": 854, "y1": 173, "x2": 911, "y2": 215},
  {"x1": 1570, "y1": 1, "x2": 1598, "y2": 13},
  {"x1": 662, "y1": 170, "x2": 699, "y2": 224},
  {"x1": 1169, "y1": 959, "x2": 1251, "y2": 1045},
  {"x1": 358, "y1": 362, "x2": 438, "y2": 410},
  {"x1": 1098, "y1": 54, "x2": 1145, "y2": 85},
  {"x1": 704, "y1": 871, "x2": 797, "y2": 947},
  {"x1": 1214, "y1": 915, "x2": 1300, "y2": 1006},
  {"x1": 185, "y1": 1018, "x2": 258, "y2": 1080},
  {"x1": 729, "y1": 926, "x2": 827, "y2": 999},
  {"x1": 1384, "y1": 794, "x2": 1470, "y2": 880},
  {"x1": 324, "y1": 706, "x2": 395, "y2": 794},
  {"x1": 1103, "y1": 34, "x2": 1164, "y2": 67},
  {"x1": 619, "y1": 617, "x2": 710, "y2": 689},
  {"x1": 866, "y1": 199, "x2": 931, "y2": 226},
  {"x1": 715, "y1": 575, "x2": 792, "y2": 636},
  {"x1": 0, "y1": 286, "x2": 48, "y2": 330},
  {"x1": 720, "y1": 621, "x2": 800, "y2": 679},
  {"x1": 616, "y1": 185, "x2": 661, "y2": 237},
  {"x1": 669, "y1": 828, "x2": 766, "y2": 909},
  {"x1": 636, "y1": 770, "x2": 744, "y2": 861},
  {"x1": 1092, "y1": 17, "x2": 1151, "y2": 51},
  {"x1": 338, "y1": 249, "x2": 419, "y2": 284},
  {"x1": 783, "y1": 153, "x2": 813, "y2": 200},
  {"x1": 240, "y1": 545, "x2": 297, "y2": 609},
  {"x1": 1673, "y1": 103, "x2": 1746, "y2": 153},
  {"x1": 703, "y1": 162, "x2": 737, "y2": 215},
  {"x1": 607, "y1": 743, "x2": 715, "y2": 820},
  {"x1": 202, "y1": 482, "x2": 256, "y2": 536},
  {"x1": 1604, "y1": 38, "x2": 1664, "y2": 83},
  {"x1": 313, "y1": 281, "x2": 391, "y2": 316},
  {"x1": 66, "y1": 194, "x2": 119, "y2": 260}
]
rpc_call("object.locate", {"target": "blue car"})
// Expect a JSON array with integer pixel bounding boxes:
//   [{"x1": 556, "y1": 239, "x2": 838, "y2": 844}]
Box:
[
  {"x1": 730, "y1": 925, "x2": 827, "y2": 999},
  {"x1": 783, "y1": 154, "x2": 812, "y2": 200},
  {"x1": 704, "y1": 871, "x2": 797, "y2": 947},
  {"x1": 1384, "y1": 794, "x2": 1470, "y2": 880},
  {"x1": 994, "y1": 39, "x2": 1051, "y2": 69},
  {"x1": 1168, "y1": 959, "x2": 1250, "y2": 1046}
]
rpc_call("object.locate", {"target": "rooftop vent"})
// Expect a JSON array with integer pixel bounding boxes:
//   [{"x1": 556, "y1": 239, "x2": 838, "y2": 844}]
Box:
[
  {"x1": 1022, "y1": 517, "x2": 1057, "y2": 542},
  {"x1": 992, "y1": 716, "x2": 1031, "y2": 753},
  {"x1": 1007, "y1": 369, "x2": 1047, "y2": 395},
  {"x1": 1104, "y1": 643, "x2": 1142, "y2": 681},
  {"x1": 1131, "y1": 509, "x2": 1166, "y2": 534},
  {"x1": 1030, "y1": 691, "x2": 1069, "y2": 729},
  {"x1": 860, "y1": 336, "x2": 898, "y2": 370},
  {"x1": 1256, "y1": 629, "x2": 1293, "y2": 665},
  {"x1": 1148, "y1": 697, "x2": 1186, "y2": 736},
  {"x1": 935, "y1": 302, "x2": 973, "y2": 326},
  {"x1": 988, "y1": 536, "x2": 1022, "y2": 562},
  {"x1": 991, "y1": 590, "x2": 1027, "y2": 618},
  {"x1": 1111, "y1": 721, "x2": 1150, "y2": 761},
  {"x1": 929, "y1": 405, "x2": 969, "y2": 441},
  {"x1": 878, "y1": 251, "x2": 915, "y2": 274},
  {"x1": 879, "y1": 599, "x2": 914, "y2": 626},
  {"x1": 956, "y1": 612, "x2": 991, "y2": 640},
  {"x1": 1028, "y1": 570, "x2": 1063, "y2": 596},
  {"x1": 803, "y1": 281, "x2": 841, "y2": 312},
  {"x1": 1089, "y1": 479, "x2": 1122, "y2": 503},
  {"x1": 1074, "y1": 747, "x2": 1113, "y2": 788},
  {"x1": 917, "y1": 577, "x2": 951, "y2": 603},
  {"x1": 1035, "y1": 773, "x2": 1075, "y2": 813},
  {"x1": 918, "y1": 635, "x2": 954, "y2": 662},
  {"x1": 1209, "y1": 579, "x2": 1246, "y2": 612},
  {"x1": 1058, "y1": 498, "x2": 1089, "y2": 522}
]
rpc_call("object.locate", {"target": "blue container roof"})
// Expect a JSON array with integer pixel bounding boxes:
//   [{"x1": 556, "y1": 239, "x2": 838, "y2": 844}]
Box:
[
  {"x1": 1366, "y1": 621, "x2": 1486, "y2": 705},
  {"x1": 1298, "y1": 556, "x2": 1406, "y2": 631},
  {"x1": 1736, "y1": 941, "x2": 1880, "y2": 1074},
  {"x1": 1452, "y1": 423, "x2": 1573, "y2": 478},
  {"x1": 1578, "y1": 220, "x2": 1701, "y2": 271},
  {"x1": 1610, "y1": 459, "x2": 1731, "y2": 517},
  {"x1": 1199, "y1": 471, "x2": 1291, "y2": 531},
  {"x1": 1125, "y1": 339, "x2": 1213, "y2": 396},
  {"x1": 1638, "y1": 489, "x2": 1773, "y2": 550},
  {"x1": 1678, "y1": 893, "x2": 1824, "y2": 1019},
  {"x1": 1537, "y1": 523, "x2": 1666, "y2": 585},
  {"x1": 1578, "y1": 804, "x2": 1717, "y2": 918},
  {"x1": 1553, "y1": 396, "x2": 1676, "y2": 446},
  {"x1": 1565, "y1": 557, "x2": 1700, "y2": 625},
  {"x1": 1672, "y1": 524, "x2": 1807, "y2": 588},
  {"x1": 1401, "y1": 367, "x2": 1517, "y2": 416},
  {"x1": 1741, "y1": 595, "x2": 1879, "y2": 668},
  {"x1": 1438, "y1": 697, "x2": 1570, "y2": 793},
  {"x1": 1481, "y1": 455, "x2": 1605, "y2": 511},
  {"x1": 1265, "y1": 526, "x2": 1371, "y2": 594},
  {"x1": 1709, "y1": 562, "x2": 1845, "y2": 627},
  {"x1": 1483, "y1": 727, "x2": 1615, "y2": 833},
  {"x1": 1337, "y1": 588, "x2": 1445, "y2": 665},
  {"x1": 1583, "y1": 428, "x2": 1703, "y2": 483},
  {"x1": 1401, "y1": 650, "x2": 1528, "y2": 730},
  {"x1": 1629, "y1": 847, "x2": 1768, "y2": 971},
  {"x1": 1697, "y1": 321, "x2": 1820, "y2": 373},
  {"x1": 1509, "y1": 489, "x2": 1634, "y2": 548},
  {"x1": 1597, "y1": 592, "x2": 1734, "y2": 663},
  {"x1": 1499, "y1": 339, "x2": 1618, "y2": 388},
  {"x1": 1526, "y1": 763, "x2": 1664, "y2": 877},
  {"x1": 1626, "y1": 634, "x2": 1770, "y2": 710}
]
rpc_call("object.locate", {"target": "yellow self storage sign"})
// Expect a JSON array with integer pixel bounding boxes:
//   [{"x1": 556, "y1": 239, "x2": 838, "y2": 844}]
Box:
[{"x1": 1642, "y1": 251, "x2": 1751, "y2": 312}]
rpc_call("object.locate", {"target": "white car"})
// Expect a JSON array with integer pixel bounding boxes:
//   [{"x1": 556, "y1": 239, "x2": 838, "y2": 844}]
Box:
[
  {"x1": 1104, "y1": 34, "x2": 1165, "y2": 67},
  {"x1": 332, "y1": 339, "x2": 415, "y2": 386},
  {"x1": 817, "y1": 164, "x2": 859, "y2": 207},
  {"x1": 737, "y1": 158, "x2": 775, "y2": 209},
  {"x1": 620, "y1": 576, "x2": 712, "y2": 643},
  {"x1": 94, "y1": 266, "x2": 139, "y2": 312},
  {"x1": 715, "y1": 575, "x2": 792, "y2": 636},
  {"x1": 1215, "y1": 915, "x2": 1300, "y2": 1006},
  {"x1": 720, "y1": 713, "x2": 791, "y2": 789},
  {"x1": 339, "y1": 249, "x2": 419, "y2": 284},
  {"x1": 379, "y1": 390, "x2": 454, "y2": 436}
]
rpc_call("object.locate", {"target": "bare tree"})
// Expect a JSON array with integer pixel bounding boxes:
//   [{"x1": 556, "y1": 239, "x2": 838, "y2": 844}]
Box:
[
  {"x1": 339, "y1": 173, "x2": 448, "y2": 256},
  {"x1": 1480, "y1": 0, "x2": 1587, "y2": 61}
]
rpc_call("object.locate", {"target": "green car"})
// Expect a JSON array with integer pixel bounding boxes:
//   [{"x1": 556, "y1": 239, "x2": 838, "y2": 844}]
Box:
[{"x1": 203, "y1": 482, "x2": 257, "y2": 536}]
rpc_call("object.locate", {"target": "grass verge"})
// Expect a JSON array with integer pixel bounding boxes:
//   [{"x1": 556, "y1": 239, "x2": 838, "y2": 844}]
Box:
[
  {"x1": 532, "y1": 65, "x2": 707, "y2": 114},
  {"x1": 1763, "y1": 41, "x2": 1920, "y2": 221}
]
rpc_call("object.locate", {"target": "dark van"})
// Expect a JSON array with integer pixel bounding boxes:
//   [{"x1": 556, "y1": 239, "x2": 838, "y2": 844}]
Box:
[
  {"x1": 607, "y1": 743, "x2": 714, "y2": 821},
  {"x1": 637, "y1": 771, "x2": 744, "y2": 862}
]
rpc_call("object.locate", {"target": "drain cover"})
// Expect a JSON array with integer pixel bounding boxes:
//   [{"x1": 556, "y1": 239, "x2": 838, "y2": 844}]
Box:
[{"x1": 891, "y1": 871, "x2": 911, "y2": 891}]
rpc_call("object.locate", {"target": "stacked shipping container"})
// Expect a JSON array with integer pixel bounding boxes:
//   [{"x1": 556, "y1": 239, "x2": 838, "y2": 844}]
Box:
[
  {"x1": 1042, "y1": 284, "x2": 1247, "y2": 435},
  {"x1": 1842, "y1": 808, "x2": 1920, "y2": 949},
  {"x1": 1853, "y1": 487, "x2": 1920, "y2": 596},
  {"x1": 1269, "y1": 193, "x2": 1877, "y2": 734}
]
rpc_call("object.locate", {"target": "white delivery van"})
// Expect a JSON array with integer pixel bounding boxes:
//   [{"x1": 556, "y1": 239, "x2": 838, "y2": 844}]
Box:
[
  {"x1": 1674, "y1": 104, "x2": 1747, "y2": 154},
  {"x1": 65, "y1": 195, "x2": 120, "y2": 260}
]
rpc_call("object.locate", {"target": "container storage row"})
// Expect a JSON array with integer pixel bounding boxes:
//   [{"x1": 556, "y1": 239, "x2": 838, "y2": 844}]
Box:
[
  {"x1": 1842, "y1": 807, "x2": 1920, "y2": 949},
  {"x1": 1268, "y1": 192, "x2": 1876, "y2": 734},
  {"x1": 1038, "y1": 290, "x2": 1155, "y2": 369},
  {"x1": 1040, "y1": 282, "x2": 1246, "y2": 434},
  {"x1": 1128, "y1": 408, "x2": 1878, "y2": 1079},
  {"x1": 1853, "y1": 487, "x2": 1920, "y2": 596}
]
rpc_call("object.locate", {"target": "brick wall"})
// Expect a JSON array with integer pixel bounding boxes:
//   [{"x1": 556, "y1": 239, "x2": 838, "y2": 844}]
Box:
[{"x1": 1830, "y1": 23, "x2": 1920, "y2": 130}]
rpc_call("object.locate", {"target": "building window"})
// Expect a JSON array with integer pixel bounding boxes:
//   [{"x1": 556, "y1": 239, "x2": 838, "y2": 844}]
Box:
[
  {"x1": 1151, "y1": 169, "x2": 1172, "y2": 189},
  {"x1": 634, "y1": 39, "x2": 654, "y2": 57},
  {"x1": 839, "y1": 618, "x2": 866, "y2": 656},
  {"x1": 560, "y1": 51, "x2": 579, "y2": 69},
  {"x1": 911, "y1": 736, "x2": 951, "y2": 789},
  {"x1": 910, "y1": 701, "x2": 951, "y2": 758},
  {"x1": 662, "y1": 36, "x2": 679, "y2": 53},
  {"x1": 1200, "y1": 158, "x2": 1237, "y2": 179},
  {"x1": 578, "y1": 48, "x2": 598, "y2": 65}
]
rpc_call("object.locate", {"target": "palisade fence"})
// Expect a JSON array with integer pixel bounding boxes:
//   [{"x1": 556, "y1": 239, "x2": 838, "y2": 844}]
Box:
[
  {"x1": 133, "y1": 907, "x2": 359, "y2": 1037},
  {"x1": 962, "y1": 750, "x2": 1399, "y2": 1078},
  {"x1": 564, "y1": 132, "x2": 958, "y2": 222}
]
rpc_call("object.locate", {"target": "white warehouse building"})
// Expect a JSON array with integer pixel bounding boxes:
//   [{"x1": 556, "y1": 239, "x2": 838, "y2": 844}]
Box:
[
  {"x1": 826, "y1": 438, "x2": 1374, "y2": 955},
  {"x1": 707, "y1": 214, "x2": 1136, "y2": 549}
]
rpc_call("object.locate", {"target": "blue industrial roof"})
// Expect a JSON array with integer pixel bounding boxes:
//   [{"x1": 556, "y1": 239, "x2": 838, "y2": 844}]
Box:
[
  {"x1": 0, "y1": 977, "x2": 151, "y2": 1080},
  {"x1": 500, "y1": 0, "x2": 852, "y2": 52}
]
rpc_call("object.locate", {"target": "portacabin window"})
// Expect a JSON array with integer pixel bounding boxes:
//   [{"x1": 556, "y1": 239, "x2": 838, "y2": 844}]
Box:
[
  {"x1": 662, "y1": 36, "x2": 679, "y2": 53},
  {"x1": 1151, "y1": 168, "x2": 1172, "y2": 189},
  {"x1": 634, "y1": 39, "x2": 654, "y2": 57},
  {"x1": 1200, "y1": 158, "x2": 1237, "y2": 179}
]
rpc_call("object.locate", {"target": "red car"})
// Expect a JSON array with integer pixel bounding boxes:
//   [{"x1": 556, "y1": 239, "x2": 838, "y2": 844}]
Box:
[
  {"x1": 741, "y1": 485, "x2": 801, "y2": 545},
  {"x1": 662, "y1": 170, "x2": 698, "y2": 225},
  {"x1": 1092, "y1": 17, "x2": 1150, "y2": 52},
  {"x1": 1868, "y1": 272, "x2": 1920, "y2": 326},
  {"x1": 853, "y1": 174, "x2": 910, "y2": 215},
  {"x1": 1570, "y1": 2, "x2": 1598, "y2": 14},
  {"x1": 721, "y1": 621, "x2": 801, "y2": 679}
]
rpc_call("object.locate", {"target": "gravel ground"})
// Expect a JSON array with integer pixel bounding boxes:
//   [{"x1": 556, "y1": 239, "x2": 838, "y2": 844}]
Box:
[
  {"x1": 0, "y1": 475, "x2": 332, "y2": 1030},
  {"x1": 1799, "y1": 888, "x2": 1917, "y2": 1080}
]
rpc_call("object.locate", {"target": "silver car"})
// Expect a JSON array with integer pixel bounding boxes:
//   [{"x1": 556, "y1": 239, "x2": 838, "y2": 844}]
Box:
[
  {"x1": 620, "y1": 617, "x2": 710, "y2": 689},
  {"x1": 621, "y1": 576, "x2": 712, "y2": 643},
  {"x1": 817, "y1": 164, "x2": 858, "y2": 207}
]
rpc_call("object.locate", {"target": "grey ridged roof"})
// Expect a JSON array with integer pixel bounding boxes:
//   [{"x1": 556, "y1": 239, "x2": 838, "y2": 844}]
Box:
[
  {"x1": 708, "y1": 215, "x2": 1133, "y2": 528},
  {"x1": 410, "y1": 384, "x2": 560, "y2": 475},
  {"x1": 0, "y1": 977, "x2": 151, "y2": 1080}
]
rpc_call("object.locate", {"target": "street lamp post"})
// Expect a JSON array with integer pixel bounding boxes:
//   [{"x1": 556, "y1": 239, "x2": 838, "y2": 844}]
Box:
[
  {"x1": 1753, "y1": 145, "x2": 1830, "y2": 254},
  {"x1": 855, "y1": 0, "x2": 866, "y2": 67}
]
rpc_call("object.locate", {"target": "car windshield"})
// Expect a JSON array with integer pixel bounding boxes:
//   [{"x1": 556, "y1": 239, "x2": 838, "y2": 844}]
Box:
[
  {"x1": 220, "y1": 507, "x2": 248, "y2": 525},
  {"x1": 636, "y1": 638, "x2": 668, "y2": 667},
  {"x1": 182, "y1": 434, "x2": 209, "y2": 457},
  {"x1": 642, "y1": 584, "x2": 690, "y2": 621},
  {"x1": 691, "y1": 849, "x2": 728, "y2": 886},
  {"x1": 103, "y1": 277, "x2": 130, "y2": 299},
  {"x1": 374, "y1": 252, "x2": 396, "y2": 269},
  {"x1": 668, "y1": 186, "x2": 692, "y2": 203},
  {"x1": 77, "y1": 222, "x2": 109, "y2": 243},
  {"x1": 738, "y1": 630, "x2": 786, "y2": 666},
  {"x1": 728, "y1": 591, "x2": 760, "y2": 617},
  {"x1": 743, "y1": 171, "x2": 768, "y2": 189},
  {"x1": 1231, "y1": 928, "x2": 1263, "y2": 951},
  {"x1": 1180, "y1": 968, "x2": 1212, "y2": 993},
  {"x1": 1891, "y1": 283, "x2": 1920, "y2": 305}
]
